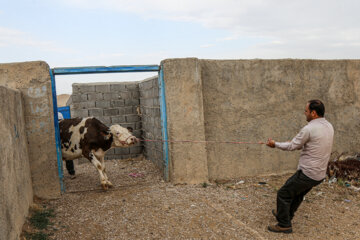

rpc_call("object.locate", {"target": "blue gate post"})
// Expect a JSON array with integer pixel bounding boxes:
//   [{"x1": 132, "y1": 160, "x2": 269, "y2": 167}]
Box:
[
  {"x1": 158, "y1": 65, "x2": 170, "y2": 181},
  {"x1": 49, "y1": 70, "x2": 65, "y2": 193}
]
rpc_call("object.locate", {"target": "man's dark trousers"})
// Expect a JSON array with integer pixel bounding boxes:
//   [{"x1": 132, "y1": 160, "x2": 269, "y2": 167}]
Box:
[
  {"x1": 66, "y1": 160, "x2": 75, "y2": 175},
  {"x1": 276, "y1": 170, "x2": 323, "y2": 228}
]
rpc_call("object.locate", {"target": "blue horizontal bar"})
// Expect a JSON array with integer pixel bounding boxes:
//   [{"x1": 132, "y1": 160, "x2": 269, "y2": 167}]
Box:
[{"x1": 52, "y1": 65, "x2": 160, "y2": 75}]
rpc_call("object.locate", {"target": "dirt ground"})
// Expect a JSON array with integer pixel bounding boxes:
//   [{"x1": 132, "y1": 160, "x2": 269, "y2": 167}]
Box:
[{"x1": 24, "y1": 157, "x2": 360, "y2": 240}]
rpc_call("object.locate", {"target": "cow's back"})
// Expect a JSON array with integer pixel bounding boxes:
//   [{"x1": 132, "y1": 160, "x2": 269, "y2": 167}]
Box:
[{"x1": 60, "y1": 117, "x2": 112, "y2": 160}]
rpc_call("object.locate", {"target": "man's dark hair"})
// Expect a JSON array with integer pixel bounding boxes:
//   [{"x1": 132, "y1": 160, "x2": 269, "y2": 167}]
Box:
[{"x1": 308, "y1": 99, "x2": 325, "y2": 117}]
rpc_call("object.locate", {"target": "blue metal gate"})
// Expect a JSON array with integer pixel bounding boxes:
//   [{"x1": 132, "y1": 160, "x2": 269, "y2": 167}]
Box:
[
  {"x1": 58, "y1": 106, "x2": 71, "y2": 119},
  {"x1": 50, "y1": 65, "x2": 169, "y2": 193}
]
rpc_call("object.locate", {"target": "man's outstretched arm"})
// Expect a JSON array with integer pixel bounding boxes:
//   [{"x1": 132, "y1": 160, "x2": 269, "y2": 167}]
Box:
[{"x1": 266, "y1": 127, "x2": 310, "y2": 151}]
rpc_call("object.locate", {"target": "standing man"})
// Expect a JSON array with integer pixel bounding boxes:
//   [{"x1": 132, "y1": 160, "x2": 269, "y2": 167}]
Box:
[{"x1": 266, "y1": 100, "x2": 334, "y2": 233}]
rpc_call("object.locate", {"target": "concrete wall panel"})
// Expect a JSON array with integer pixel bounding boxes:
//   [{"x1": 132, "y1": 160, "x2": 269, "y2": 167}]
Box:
[
  {"x1": 0, "y1": 86, "x2": 33, "y2": 240},
  {"x1": 162, "y1": 58, "x2": 209, "y2": 183},
  {"x1": 161, "y1": 58, "x2": 360, "y2": 183},
  {"x1": 0, "y1": 61, "x2": 60, "y2": 199}
]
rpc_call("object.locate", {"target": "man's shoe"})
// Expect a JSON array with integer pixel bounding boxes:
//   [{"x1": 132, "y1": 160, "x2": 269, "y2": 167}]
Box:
[
  {"x1": 267, "y1": 224, "x2": 292, "y2": 234},
  {"x1": 272, "y1": 209, "x2": 277, "y2": 217}
]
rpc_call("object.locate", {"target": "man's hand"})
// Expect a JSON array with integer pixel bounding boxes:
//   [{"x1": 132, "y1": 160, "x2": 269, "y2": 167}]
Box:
[{"x1": 266, "y1": 138, "x2": 276, "y2": 148}]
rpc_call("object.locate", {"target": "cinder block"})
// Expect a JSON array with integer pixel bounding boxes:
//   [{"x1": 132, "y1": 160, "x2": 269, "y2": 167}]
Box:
[
  {"x1": 154, "y1": 117, "x2": 162, "y2": 128},
  {"x1": 95, "y1": 101, "x2": 111, "y2": 108},
  {"x1": 103, "y1": 93, "x2": 121, "y2": 100},
  {"x1": 105, "y1": 155, "x2": 118, "y2": 160},
  {"x1": 132, "y1": 130, "x2": 142, "y2": 138},
  {"x1": 72, "y1": 101, "x2": 96, "y2": 109},
  {"x1": 71, "y1": 94, "x2": 88, "y2": 103},
  {"x1": 106, "y1": 149, "x2": 115, "y2": 155},
  {"x1": 135, "y1": 122, "x2": 142, "y2": 130},
  {"x1": 110, "y1": 100, "x2": 125, "y2": 107},
  {"x1": 118, "y1": 154, "x2": 132, "y2": 160},
  {"x1": 110, "y1": 84, "x2": 126, "y2": 92},
  {"x1": 121, "y1": 123, "x2": 135, "y2": 130},
  {"x1": 73, "y1": 84, "x2": 96, "y2": 93},
  {"x1": 71, "y1": 109, "x2": 88, "y2": 118},
  {"x1": 96, "y1": 116, "x2": 111, "y2": 125},
  {"x1": 87, "y1": 93, "x2": 103, "y2": 101},
  {"x1": 140, "y1": 80, "x2": 153, "y2": 90},
  {"x1": 126, "y1": 83, "x2": 139, "y2": 91},
  {"x1": 126, "y1": 114, "x2": 140, "y2": 122},
  {"x1": 154, "y1": 127, "x2": 162, "y2": 139},
  {"x1": 152, "y1": 88, "x2": 159, "y2": 97},
  {"x1": 132, "y1": 91, "x2": 140, "y2": 99},
  {"x1": 142, "y1": 91, "x2": 153, "y2": 99},
  {"x1": 130, "y1": 154, "x2": 142, "y2": 159},
  {"x1": 152, "y1": 78, "x2": 158, "y2": 86},
  {"x1": 89, "y1": 108, "x2": 103, "y2": 117},
  {"x1": 154, "y1": 108, "x2": 160, "y2": 116},
  {"x1": 96, "y1": 84, "x2": 111, "y2": 93},
  {"x1": 142, "y1": 98, "x2": 153, "y2": 107},
  {"x1": 153, "y1": 97, "x2": 160, "y2": 106},
  {"x1": 155, "y1": 141, "x2": 163, "y2": 151},
  {"x1": 115, "y1": 148, "x2": 130, "y2": 155},
  {"x1": 119, "y1": 92, "x2": 131, "y2": 99},
  {"x1": 104, "y1": 108, "x2": 119, "y2": 116},
  {"x1": 111, "y1": 116, "x2": 126, "y2": 123},
  {"x1": 125, "y1": 99, "x2": 139, "y2": 106},
  {"x1": 125, "y1": 106, "x2": 135, "y2": 114}
]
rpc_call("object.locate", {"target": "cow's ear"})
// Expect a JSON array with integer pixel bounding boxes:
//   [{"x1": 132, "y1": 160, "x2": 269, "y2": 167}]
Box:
[{"x1": 127, "y1": 127, "x2": 133, "y2": 132}]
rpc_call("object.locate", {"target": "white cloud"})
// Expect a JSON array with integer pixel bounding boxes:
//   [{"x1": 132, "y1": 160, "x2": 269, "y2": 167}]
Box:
[
  {"x1": 0, "y1": 27, "x2": 74, "y2": 53},
  {"x1": 200, "y1": 44, "x2": 215, "y2": 48},
  {"x1": 57, "y1": 0, "x2": 360, "y2": 58}
]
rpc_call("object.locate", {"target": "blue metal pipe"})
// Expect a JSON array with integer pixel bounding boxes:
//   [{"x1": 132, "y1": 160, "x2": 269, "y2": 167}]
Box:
[
  {"x1": 53, "y1": 65, "x2": 160, "y2": 75},
  {"x1": 158, "y1": 65, "x2": 170, "y2": 181},
  {"x1": 50, "y1": 69, "x2": 65, "y2": 193}
]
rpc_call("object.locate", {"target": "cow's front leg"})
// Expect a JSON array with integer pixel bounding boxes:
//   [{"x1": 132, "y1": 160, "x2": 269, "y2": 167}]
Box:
[
  {"x1": 100, "y1": 156, "x2": 113, "y2": 188},
  {"x1": 83, "y1": 148, "x2": 108, "y2": 190}
]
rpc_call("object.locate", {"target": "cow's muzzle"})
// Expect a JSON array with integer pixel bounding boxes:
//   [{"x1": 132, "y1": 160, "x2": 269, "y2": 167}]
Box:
[{"x1": 120, "y1": 136, "x2": 138, "y2": 145}]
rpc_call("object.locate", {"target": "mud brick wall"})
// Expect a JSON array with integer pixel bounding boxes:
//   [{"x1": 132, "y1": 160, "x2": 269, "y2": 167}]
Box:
[
  {"x1": 69, "y1": 82, "x2": 143, "y2": 160},
  {"x1": 139, "y1": 76, "x2": 164, "y2": 174}
]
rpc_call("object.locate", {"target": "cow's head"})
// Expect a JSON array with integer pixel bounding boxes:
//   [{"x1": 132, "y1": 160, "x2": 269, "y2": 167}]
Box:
[{"x1": 109, "y1": 124, "x2": 138, "y2": 147}]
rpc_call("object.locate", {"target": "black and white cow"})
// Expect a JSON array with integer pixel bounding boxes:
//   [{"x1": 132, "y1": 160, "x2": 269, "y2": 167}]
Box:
[{"x1": 59, "y1": 117, "x2": 138, "y2": 190}]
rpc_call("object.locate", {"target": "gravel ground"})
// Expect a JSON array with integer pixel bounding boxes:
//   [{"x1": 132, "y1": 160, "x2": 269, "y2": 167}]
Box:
[{"x1": 24, "y1": 157, "x2": 360, "y2": 240}]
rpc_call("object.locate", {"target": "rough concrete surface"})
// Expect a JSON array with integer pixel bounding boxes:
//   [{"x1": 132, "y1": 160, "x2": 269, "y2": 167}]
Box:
[
  {"x1": 22, "y1": 158, "x2": 360, "y2": 240},
  {"x1": 200, "y1": 59, "x2": 360, "y2": 180},
  {"x1": 161, "y1": 58, "x2": 360, "y2": 183},
  {"x1": 0, "y1": 61, "x2": 60, "y2": 199},
  {"x1": 162, "y1": 58, "x2": 209, "y2": 184},
  {"x1": 0, "y1": 86, "x2": 33, "y2": 240}
]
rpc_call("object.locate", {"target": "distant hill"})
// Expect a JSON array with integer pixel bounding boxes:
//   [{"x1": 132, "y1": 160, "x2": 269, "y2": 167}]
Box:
[{"x1": 57, "y1": 94, "x2": 70, "y2": 107}]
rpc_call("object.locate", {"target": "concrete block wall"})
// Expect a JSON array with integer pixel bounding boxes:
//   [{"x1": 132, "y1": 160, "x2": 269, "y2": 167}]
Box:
[
  {"x1": 0, "y1": 86, "x2": 33, "y2": 240},
  {"x1": 139, "y1": 76, "x2": 164, "y2": 174},
  {"x1": 69, "y1": 82, "x2": 143, "y2": 160}
]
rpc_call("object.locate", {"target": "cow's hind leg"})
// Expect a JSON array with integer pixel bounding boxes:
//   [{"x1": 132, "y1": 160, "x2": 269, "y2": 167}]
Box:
[{"x1": 83, "y1": 148, "x2": 108, "y2": 190}]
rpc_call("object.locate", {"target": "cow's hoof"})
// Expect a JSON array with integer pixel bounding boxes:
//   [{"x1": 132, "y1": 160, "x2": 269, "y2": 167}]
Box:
[
  {"x1": 106, "y1": 182, "x2": 113, "y2": 188},
  {"x1": 101, "y1": 183, "x2": 108, "y2": 190}
]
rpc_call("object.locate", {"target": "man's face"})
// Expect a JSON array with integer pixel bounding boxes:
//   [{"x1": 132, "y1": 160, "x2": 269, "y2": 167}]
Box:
[{"x1": 304, "y1": 103, "x2": 313, "y2": 122}]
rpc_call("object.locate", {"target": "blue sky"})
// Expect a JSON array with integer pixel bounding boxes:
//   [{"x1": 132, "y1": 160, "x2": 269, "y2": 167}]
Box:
[{"x1": 1, "y1": 0, "x2": 359, "y2": 94}]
